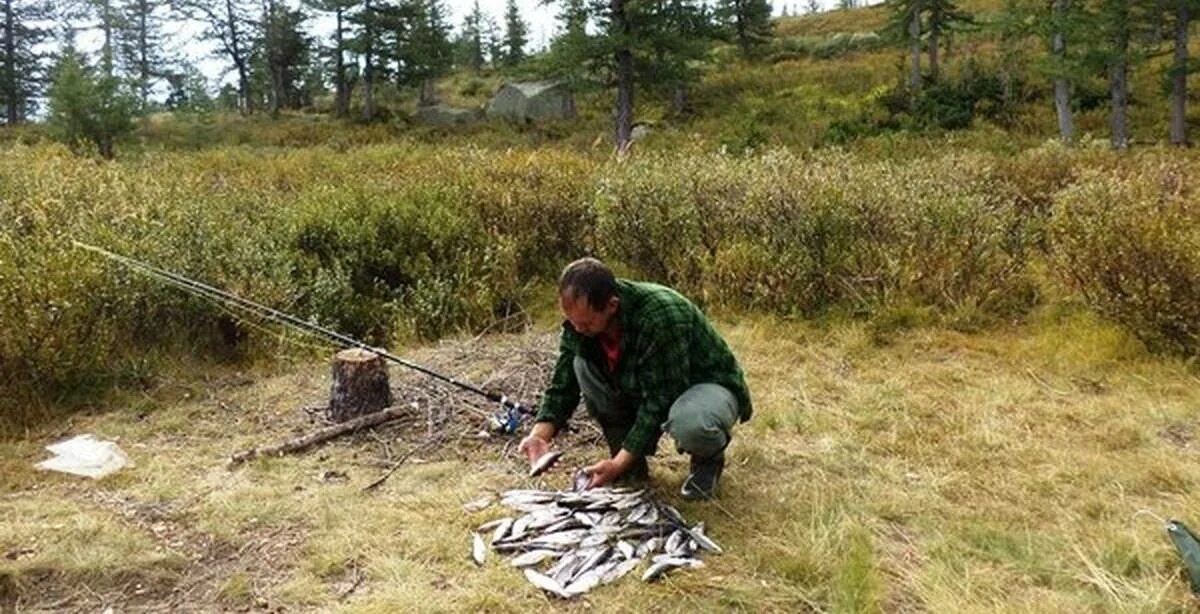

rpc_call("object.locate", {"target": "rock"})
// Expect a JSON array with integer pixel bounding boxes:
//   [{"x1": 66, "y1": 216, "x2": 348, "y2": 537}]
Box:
[{"x1": 486, "y1": 81, "x2": 576, "y2": 123}]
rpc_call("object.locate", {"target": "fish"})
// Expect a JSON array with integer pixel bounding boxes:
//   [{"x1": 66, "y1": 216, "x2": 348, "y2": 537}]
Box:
[
  {"x1": 489, "y1": 518, "x2": 514, "y2": 544},
  {"x1": 463, "y1": 496, "x2": 494, "y2": 512},
  {"x1": 510, "y1": 549, "x2": 563, "y2": 567},
  {"x1": 471, "y1": 482, "x2": 719, "y2": 595},
  {"x1": 579, "y1": 533, "x2": 609, "y2": 549},
  {"x1": 601, "y1": 557, "x2": 642, "y2": 584},
  {"x1": 572, "y1": 468, "x2": 591, "y2": 492},
  {"x1": 681, "y1": 524, "x2": 723, "y2": 554},
  {"x1": 529, "y1": 450, "x2": 564, "y2": 477},
  {"x1": 664, "y1": 529, "x2": 685, "y2": 554},
  {"x1": 641, "y1": 557, "x2": 704, "y2": 582},
  {"x1": 616, "y1": 540, "x2": 636, "y2": 560},
  {"x1": 635, "y1": 536, "x2": 661, "y2": 558},
  {"x1": 571, "y1": 545, "x2": 612, "y2": 582},
  {"x1": 471, "y1": 533, "x2": 486, "y2": 566},
  {"x1": 564, "y1": 562, "x2": 611, "y2": 596},
  {"x1": 524, "y1": 568, "x2": 570, "y2": 598}
]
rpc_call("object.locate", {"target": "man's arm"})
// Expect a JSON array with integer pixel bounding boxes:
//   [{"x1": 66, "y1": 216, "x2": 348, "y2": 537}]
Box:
[{"x1": 520, "y1": 324, "x2": 581, "y2": 462}]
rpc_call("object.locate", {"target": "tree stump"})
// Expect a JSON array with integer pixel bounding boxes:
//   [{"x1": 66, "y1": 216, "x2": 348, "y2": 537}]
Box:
[{"x1": 328, "y1": 348, "x2": 392, "y2": 423}]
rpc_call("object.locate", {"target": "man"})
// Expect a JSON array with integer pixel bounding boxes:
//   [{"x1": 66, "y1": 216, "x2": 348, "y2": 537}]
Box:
[{"x1": 518, "y1": 258, "x2": 752, "y2": 500}]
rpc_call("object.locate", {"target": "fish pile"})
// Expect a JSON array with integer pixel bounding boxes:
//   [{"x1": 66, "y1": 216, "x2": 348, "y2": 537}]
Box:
[{"x1": 466, "y1": 483, "x2": 721, "y2": 598}]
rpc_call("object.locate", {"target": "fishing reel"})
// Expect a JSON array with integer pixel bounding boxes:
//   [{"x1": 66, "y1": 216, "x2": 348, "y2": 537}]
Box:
[{"x1": 489, "y1": 395, "x2": 531, "y2": 435}]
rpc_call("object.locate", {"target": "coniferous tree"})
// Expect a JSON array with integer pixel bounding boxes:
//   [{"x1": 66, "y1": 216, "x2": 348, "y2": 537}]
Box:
[
  {"x1": 502, "y1": 0, "x2": 527, "y2": 66},
  {"x1": 47, "y1": 46, "x2": 135, "y2": 158},
  {"x1": 0, "y1": 0, "x2": 52, "y2": 123},
  {"x1": 718, "y1": 0, "x2": 772, "y2": 57}
]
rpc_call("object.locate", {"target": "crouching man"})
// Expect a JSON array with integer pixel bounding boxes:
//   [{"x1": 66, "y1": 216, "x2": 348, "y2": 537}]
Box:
[{"x1": 519, "y1": 258, "x2": 753, "y2": 500}]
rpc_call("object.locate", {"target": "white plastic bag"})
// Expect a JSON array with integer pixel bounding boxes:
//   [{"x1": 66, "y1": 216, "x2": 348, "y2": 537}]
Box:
[{"x1": 35, "y1": 434, "x2": 131, "y2": 479}]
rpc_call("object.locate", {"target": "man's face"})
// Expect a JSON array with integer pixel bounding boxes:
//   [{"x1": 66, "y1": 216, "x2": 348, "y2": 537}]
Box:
[{"x1": 561, "y1": 292, "x2": 618, "y2": 337}]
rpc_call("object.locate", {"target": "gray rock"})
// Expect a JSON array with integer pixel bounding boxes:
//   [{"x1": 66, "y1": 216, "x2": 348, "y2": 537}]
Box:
[{"x1": 486, "y1": 81, "x2": 576, "y2": 123}]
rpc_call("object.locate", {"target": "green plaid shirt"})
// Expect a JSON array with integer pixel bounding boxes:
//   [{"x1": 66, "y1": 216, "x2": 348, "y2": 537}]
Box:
[{"x1": 535, "y1": 279, "x2": 753, "y2": 456}]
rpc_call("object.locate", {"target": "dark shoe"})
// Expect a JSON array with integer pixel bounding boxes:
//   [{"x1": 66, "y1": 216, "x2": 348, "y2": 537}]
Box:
[{"x1": 681, "y1": 452, "x2": 724, "y2": 500}]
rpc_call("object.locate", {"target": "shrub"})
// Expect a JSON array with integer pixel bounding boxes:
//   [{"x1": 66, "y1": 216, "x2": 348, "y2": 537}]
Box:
[{"x1": 1048, "y1": 157, "x2": 1200, "y2": 356}]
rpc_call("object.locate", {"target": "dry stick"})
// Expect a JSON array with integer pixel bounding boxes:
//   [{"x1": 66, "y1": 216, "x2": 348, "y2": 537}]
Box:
[
  {"x1": 362, "y1": 437, "x2": 441, "y2": 492},
  {"x1": 228, "y1": 405, "x2": 414, "y2": 467}
]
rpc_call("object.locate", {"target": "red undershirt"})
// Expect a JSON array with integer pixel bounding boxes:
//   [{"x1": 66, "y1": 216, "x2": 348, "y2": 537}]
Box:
[{"x1": 599, "y1": 330, "x2": 621, "y2": 373}]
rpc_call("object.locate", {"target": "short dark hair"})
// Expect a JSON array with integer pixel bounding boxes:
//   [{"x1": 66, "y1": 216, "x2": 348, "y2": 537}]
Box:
[{"x1": 559, "y1": 258, "x2": 616, "y2": 311}]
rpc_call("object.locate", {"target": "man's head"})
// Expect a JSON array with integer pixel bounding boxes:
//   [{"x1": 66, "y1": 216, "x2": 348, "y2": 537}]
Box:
[{"x1": 559, "y1": 258, "x2": 619, "y2": 337}]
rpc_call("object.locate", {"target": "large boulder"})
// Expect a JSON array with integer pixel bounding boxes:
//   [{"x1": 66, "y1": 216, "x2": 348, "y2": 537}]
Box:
[
  {"x1": 416, "y1": 103, "x2": 483, "y2": 126},
  {"x1": 486, "y1": 81, "x2": 576, "y2": 123}
]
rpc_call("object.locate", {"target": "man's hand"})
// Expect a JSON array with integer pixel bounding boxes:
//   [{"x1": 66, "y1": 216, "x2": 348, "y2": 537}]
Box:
[
  {"x1": 584, "y1": 450, "x2": 637, "y2": 489},
  {"x1": 518, "y1": 422, "x2": 557, "y2": 465}
]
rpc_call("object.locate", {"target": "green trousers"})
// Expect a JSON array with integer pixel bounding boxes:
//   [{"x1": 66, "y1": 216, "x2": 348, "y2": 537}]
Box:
[{"x1": 573, "y1": 356, "x2": 739, "y2": 460}]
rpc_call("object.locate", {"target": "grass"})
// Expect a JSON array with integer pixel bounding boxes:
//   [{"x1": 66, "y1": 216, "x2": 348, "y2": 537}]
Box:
[{"x1": 3, "y1": 304, "x2": 1200, "y2": 611}]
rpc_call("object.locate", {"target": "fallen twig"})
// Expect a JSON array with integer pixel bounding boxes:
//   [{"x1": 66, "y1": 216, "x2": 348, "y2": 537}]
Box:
[
  {"x1": 362, "y1": 437, "x2": 442, "y2": 492},
  {"x1": 228, "y1": 405, "x2": 415, "y2": 467}
]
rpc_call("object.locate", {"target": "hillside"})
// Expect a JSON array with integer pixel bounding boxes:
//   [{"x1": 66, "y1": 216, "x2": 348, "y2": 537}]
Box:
[{"x1": 4, "y1": 1, "x2": 1200, "y2": 611}]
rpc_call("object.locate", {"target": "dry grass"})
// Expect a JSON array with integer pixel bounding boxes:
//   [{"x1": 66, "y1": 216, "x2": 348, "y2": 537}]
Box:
[{"x1": 3, "y1": 307, "x2": 1200, "y2": 611}]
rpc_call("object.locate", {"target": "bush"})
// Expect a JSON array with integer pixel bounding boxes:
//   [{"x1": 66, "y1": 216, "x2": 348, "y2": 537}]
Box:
[
  {"x1": 596, "y1": 149, "x2": 1039, "y2": 318},
  {"x1": 1048, "y1": 156, "x2": 1200, "y2": 356}
]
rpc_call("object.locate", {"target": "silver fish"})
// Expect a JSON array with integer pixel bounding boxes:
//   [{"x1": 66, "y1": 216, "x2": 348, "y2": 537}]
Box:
[
  {"x1": 681, "y1": 525, "x2": 723, "y2": 554},
  {"x1": 664, "y1": 529, "x2": 685, "y2": 554},
  {"x1": 510, "y1": 549, "x2": 562, "y2": 567},
  {"x1": 642, "y1": 557, "x2": 703, "y2": 582},
  {"x1": 635, "y1": 536, "x2": 661, "y2": 558},
  {"x1": 571, "y1": 545, "x2": 611, "y2": 582},
  {"x1": 616, "y1": 540, "x2": 636, "y2": 560},
  {"x1": 601, "y1": 557, "x2": 642, "y2": 584},
  {"x1": 579, "y1": 533, "x2": 609, "y2": 549},
  {"x1": 528, "y1": 529, "x2": 589, "y2": 547},
  {"x1": 529, "y1": 450, "x2": 564, "y2": 477},
  {"x1": 564, "y1": 562, "x2": 611, "y2": 597},
  {"x1": 572, "y1": 469, "x2": 591, "y2": 492},
  {"x1": 524, "y1": 568, "x2": 570, "y2": 598},
  {"x1": 489, "y1": 518, "x2": 513, "y2": 545},
  {"x1": 471, "y1": 533, "x2": 486, "y2": 566},
  {"x1": 463, "y1": 496, "x2": 494, "y2": 512},
  {"x1": 637, "y1": 506, "x2": 660, "y2": 526}
]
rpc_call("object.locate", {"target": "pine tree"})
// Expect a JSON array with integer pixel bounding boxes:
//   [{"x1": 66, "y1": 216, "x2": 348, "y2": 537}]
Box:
[
  {"x1": 116, "y1": 0, "x2": 170, "y2": 111},
  {"x1": 502, "y1": 0, "x2": 527, "y2": 66},
  {"x1": 0, "y1": 0, "x2": 52, "y2": 123},
  {"x1": 47, "y1": 46, "x2": 135, "y2": 158},
  {"x1": 718, "y1": 0, "x2": 773, "y2": 57}
]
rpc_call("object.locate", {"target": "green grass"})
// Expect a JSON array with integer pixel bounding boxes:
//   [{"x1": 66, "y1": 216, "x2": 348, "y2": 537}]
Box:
[{"x1": 3, "y1": 309, "x2": 1200, "y2": 611}]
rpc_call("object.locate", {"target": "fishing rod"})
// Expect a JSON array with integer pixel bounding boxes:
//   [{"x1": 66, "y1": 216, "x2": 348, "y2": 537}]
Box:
[{"x1": 72, "y1": 240, "x2": 535, "y2": 433}]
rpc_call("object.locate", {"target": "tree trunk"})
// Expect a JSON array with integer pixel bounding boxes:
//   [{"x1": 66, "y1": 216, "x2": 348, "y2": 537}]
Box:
[
  {"x1": 909, "y1": 0, "x2": 922, "y2": 98},
  {"x1": 334, "y1": 7, "x2": 348, "y2": 118},
  {"x1": 100, "y1": 0, "x2": 114, "y2": 75},
  {"x1": 1052, "y1": 0, "x2": 1075, "y2": 143},
  {"x1": 418, "y1": 79, "x2": 437, "y2": 106},
  {"x1": 671, "y1": 83, "x2": 687, "y2": 117},
  {"x1": 3, "y1": 0, "x2": 16, "y2": 124},
  {"x1": 328, "y1": 348, "x2": 392, "y2": 423},
  {"x1": 1170, "y1": 1, "x2": 1189, "y2": 146},
  {"x1": 138, "y1": 0, "x2": 149, "y2": 109},
  {"x1": 363, "y1": 0, "x2": 376, "y2": 122},
  {"x1": 612, "y1": 0, "x2": 634, "y2": 153},
  {"x1": 736, "y1": 0, "x2": 749, "y2": 57},
  {"x1": 1109, "y1": 1, "x2": 1130, "y2": 150},
  {"x1": 928, "y1": 7, "x2": 940, "y2": 82},
  {"x1": 226, "y1": 0, "x2": 250, "y2": 114}
]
